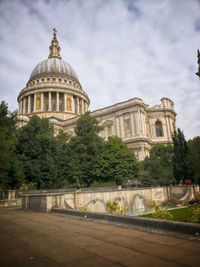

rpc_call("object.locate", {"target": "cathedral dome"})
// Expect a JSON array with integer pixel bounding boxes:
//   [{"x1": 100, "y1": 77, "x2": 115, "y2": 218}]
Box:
[
  {"x1": 28, "y1": 29, "x2": 79, "y2": 83},
  {"x1": 29, "y1": 58, "x2": 79, "y2": 82},
  {"x1": 18, "y1": 29, "x2": 89, "y2": 123}
]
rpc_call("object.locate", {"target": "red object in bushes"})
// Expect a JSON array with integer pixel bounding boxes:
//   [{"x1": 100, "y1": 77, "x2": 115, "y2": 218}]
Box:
[{"x1": 184, "y1": 179, "x2": 192, "y2": 185}]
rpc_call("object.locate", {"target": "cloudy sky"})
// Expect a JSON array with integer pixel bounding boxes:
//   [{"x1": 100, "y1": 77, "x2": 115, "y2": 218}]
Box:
[{"x1": 0, "y1": 0, "x2": 200, "y2": 139}]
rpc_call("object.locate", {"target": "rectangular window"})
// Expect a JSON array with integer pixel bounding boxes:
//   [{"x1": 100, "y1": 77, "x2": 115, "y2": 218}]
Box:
[{"x1": 124, "y1": 119, "x2": 130, "y2": 132}]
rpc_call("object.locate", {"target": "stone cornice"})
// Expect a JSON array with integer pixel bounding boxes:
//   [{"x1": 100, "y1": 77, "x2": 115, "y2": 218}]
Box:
[
  {"x1": 123, "y1": 137, "x2": 152, "y2": 145},
  {"x1": 91, "y1": 98, "x2": 147, "y2": 117},
  {"x1": 148, "y1": 108, "x2": 176, "y2": 116}
]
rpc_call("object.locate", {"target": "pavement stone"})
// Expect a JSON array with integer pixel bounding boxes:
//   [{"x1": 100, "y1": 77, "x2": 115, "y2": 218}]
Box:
[{"x1": 0, "y1": 208, "x2": 200, "y2": 267}]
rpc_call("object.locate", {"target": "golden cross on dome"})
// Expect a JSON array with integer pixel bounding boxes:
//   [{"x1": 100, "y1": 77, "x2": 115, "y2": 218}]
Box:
[{"x1": 53, "y1": 28, "x2": 57, "y2": 34}]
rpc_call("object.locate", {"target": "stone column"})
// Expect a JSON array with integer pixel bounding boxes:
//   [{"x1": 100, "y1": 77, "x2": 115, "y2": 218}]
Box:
[
  {"x1": 133, "y1": 112, "x2": 138, "y2": 135},
  {"x1": 48, "y1": 92, "x2": 52, "y2": 111},
  {"x1": 130, "y1": 113, "x2": 135, "y2": 136},
  {"x1": 33, "y1": 94, "x2": 36, "y2": 112},
  {"x1": 120, "y1": 116, "x2": 125, "y2": 139},
  {"x1": 72, "y1": 95, "x2": 75, "y2": 113},
  {"x1": 79, "y1": 97, "x2": 82, "y2": 114},
  {"x1": 141, "y1": 112, "x2": 145, "y2": 137},
  {"x1": 64, "y1": 94, "x2": 67, "y2": 112},
  {"x1": 23, "y1": 98, "x2": 26, "y2": 114},
  {"x1": 8, "y1": 190, "x2": 16, "y2": 200},
  {"x1": 56, "y1": 92, "x2": 59, "y2": 111},
  {"x1": 168, "y1": 116, "x2": 172, "y2": 134},
  {"x1": 115, "y1": 116, "x2": 120, "y2": 136},
  {"x1": 81, "y1": 99, "x2": 84, "y2": 114},
  {"x1": 77, "y1": 97, "x2": 79, "y2": 114},
  {"x1": 143, "y1": 114, "x2": 147, "y2": 137},
  {"x1": 79, "y1": 98, "x2": 82, "y2": 114},
  {"x1": 28, "y1": 95, "x2": 31, "y2": 113},
  {"x1": 19, "y1": 100, "x2": 23, "y2": 115},
  {"x1": 41, "y1": 93, "x2": 44, "y2": 111},
  {"x1": 137, "y1": 109, "x2": 142, "y2": 136},
  {"x1": 165, "y1": 116, "x2": 170, "y2": 140}
]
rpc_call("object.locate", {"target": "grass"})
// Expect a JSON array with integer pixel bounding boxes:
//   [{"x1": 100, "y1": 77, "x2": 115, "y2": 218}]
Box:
[{"x1": 141, "y1": 205, "x2": 200, "y2": 223}]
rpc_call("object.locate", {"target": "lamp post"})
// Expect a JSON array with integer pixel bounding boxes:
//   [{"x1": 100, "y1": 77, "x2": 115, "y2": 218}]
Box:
[{"x1": 196, "y1": 49, "x2": 200, "y2": 78}]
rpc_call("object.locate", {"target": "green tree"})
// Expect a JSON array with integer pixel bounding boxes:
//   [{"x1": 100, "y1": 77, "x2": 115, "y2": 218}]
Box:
[
  {"x1": 15, "y1": 115, "x2": 63, "y2": 189},
  {"x1": 172, "y1": 128, "x2": 189, "y2": 183},
  {"x1": 53, "y1": 130, "x2": 70, "y2": 187},
  {"x1": 0, "y1": 101, "x2": 23, "y2": 189},
  {"x1": 187, "y1": 136, "x2": 200, "y2": 184},
  {"x1": 140, "y1": 145, "x2": 174, "y2": 186},
  {"x1": 101, "y1": 137, "x2": 138, "y2": 186},
  {"x1": 67, "y1": 112, "x2": 104, "y2": 187}
]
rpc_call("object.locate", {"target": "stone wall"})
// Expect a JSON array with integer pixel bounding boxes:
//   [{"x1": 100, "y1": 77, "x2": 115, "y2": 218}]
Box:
[
  {"x1": 0, "y1": 190, "x2": 22, "y2": 208},
  {"x1": 21, "y1": 185, "x2": 200, "y2": 213}
]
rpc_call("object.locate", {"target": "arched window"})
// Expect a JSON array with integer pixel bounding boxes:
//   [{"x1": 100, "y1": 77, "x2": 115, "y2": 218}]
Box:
[{"x1": 155, "y1": 120, "x2": 164, "y2": 137}]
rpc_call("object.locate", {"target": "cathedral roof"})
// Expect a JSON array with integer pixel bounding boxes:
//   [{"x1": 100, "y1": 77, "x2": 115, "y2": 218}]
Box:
[{"x1": 28, "y1": 28, "x2": 79, "y2": 82}]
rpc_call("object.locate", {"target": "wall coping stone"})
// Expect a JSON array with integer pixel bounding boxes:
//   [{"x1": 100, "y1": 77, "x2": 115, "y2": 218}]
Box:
[
  {"x1": 53, "y1": 208, "x2": 200, "y2": 238},
  {"x1": 20, "y1": 185, "x2": 198, "y2": 196},
  {"x1": 21, "y1": 192, "x2": 65, "y2": 197}
]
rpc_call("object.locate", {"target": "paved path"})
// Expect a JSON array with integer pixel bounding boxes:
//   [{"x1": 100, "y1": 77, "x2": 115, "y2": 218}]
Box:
[{"x1": 0, "y1": 208, "x2": 199, "y2": 267}]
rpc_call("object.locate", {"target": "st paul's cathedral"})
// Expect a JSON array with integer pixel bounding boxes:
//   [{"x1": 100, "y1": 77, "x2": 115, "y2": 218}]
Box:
[{"x1": 17, "y1": 29, "x2": 176, "y2": 161}]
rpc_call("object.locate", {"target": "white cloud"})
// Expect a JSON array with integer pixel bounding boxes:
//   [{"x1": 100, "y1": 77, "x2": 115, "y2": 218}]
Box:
[{"x1": 0, "y1": 0, "x2": 200, "y2": 139}]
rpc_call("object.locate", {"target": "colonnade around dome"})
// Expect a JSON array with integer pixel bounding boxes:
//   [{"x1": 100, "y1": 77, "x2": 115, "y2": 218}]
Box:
[{"x1": 19, "y1": 91, "x2": 88, "y2": 117}]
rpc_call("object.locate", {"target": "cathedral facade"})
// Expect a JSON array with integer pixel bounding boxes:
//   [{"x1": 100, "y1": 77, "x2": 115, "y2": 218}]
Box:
[{"x1": 17, "y1": 30, "x2": 176, "y2": 160}]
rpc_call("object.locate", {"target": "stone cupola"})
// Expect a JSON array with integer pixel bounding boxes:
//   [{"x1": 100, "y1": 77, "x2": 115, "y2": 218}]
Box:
[{"x1": 17, "y1": 29, "x2": 90, "y2": 123}]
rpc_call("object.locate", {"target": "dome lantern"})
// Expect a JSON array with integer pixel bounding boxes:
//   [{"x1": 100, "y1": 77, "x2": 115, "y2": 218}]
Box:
[{"x1": 48, "y1": 28, "x2": 61, "y2": 59}]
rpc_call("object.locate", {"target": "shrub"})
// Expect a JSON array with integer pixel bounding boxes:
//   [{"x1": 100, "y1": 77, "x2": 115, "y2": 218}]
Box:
[
  {"x1": 106, "y1": 201, "x2": 128, "y2": 215},
  {"x1": 151, "y1": 200, "x2": 173, "y2": 220},
  {"x1": 190, "y1": 206, "x2": 200, "y2": 224},
  {"x1": 188, "y1": 193, "x2": 200, "y2": 206},
  {"x1": 78, "y1": 205, "x2": 88, "y2": 211},
  {"x1": 196, "y1": 193, "x2": 200, "y2": 203}
]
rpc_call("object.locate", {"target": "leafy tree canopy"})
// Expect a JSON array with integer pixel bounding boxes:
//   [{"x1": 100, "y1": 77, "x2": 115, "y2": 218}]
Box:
[
  {"x1": 67, "y1": 112, "x2": 104, "y2": 187},
  {"x1": 15, "y1": 115, "x2": 64, "y2": 189},
  {"x1": 100, "y1": 137, "x2": 138, "y2": 186},
  {"x1": 140, "y1": 144, "x2": 174, "y2": 186},
  {"x1": 172, "y1": 128, "x2": 190, "y2": 183},
  {"x1": 0, "y1": 101, "x2": 21, "y2": 189},
  {"x1": 187, "y1": 136, "x2": 200, "y2": 184}
]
